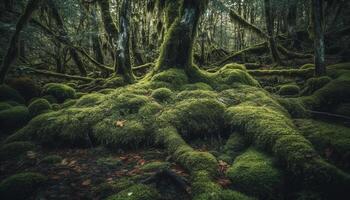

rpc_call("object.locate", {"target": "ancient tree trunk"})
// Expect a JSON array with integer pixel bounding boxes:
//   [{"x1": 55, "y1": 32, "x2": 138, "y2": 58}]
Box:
[
  {"x1": 156, "y1": 0, "x2": 209, "y2": 72},
  {"x1": 0, "y1": 0, "x2": 42, "y2": 83},
  {"x1": 90, "y1": 6, "x2": 104, "y2": 65},
  {"x1": 115, "y1": 0, "x2": 133, "y2": 82},
  {"x1": 264, "y1": 0, "x2": 282, "y2": 65},
  {"x1": 312, "y1": 0, "x2": 326, "y2": 76},
  {"x1": 287, "y1": 0, "x2": 298, "y2": 47},
  {"x1": 47, "y1": 0, "x2": 87, "y2": 77}
]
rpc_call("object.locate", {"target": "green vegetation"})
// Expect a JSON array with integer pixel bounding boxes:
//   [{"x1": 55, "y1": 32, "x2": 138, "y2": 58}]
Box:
[
  {"x1": 106, "y1": 184, "x2": 160, "y2": 200},
  {"x1": 40, "y1": 155, "x2": 62, "y2": 164},
  {"x1": 0, "y1": 141, "x2": 35, "y2": 160},
  {"x1": 42, "y1": 83, "x2": 76, "y2": 103},
  {"x1": 0, "y1": 172, "x2": 47, "y2": 200},
  {"x1": 151, "y1": 88, "x2": 173, "y2": 102},
  {"x1": 28, "y1": 98, "x2": 52, "y2": 117},
  {"x1": 0, "y1": 106, "x2": 29, "y2": 134},
  {"x1": 0, "y1": 84, "x2": 25, "y2": 104},
  {"x1": 277, "y1": 84, "x2": 300, "y2": 96},
  {"x1": 140, "y1": 161, "x2": 170, "y2": 172}
]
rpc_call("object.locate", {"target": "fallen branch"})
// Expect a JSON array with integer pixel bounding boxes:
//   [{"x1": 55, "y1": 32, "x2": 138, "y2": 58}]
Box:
[
  {"x1": 27, "y1": 68, "x2": 94, "y2": 81},
  {"x1": 308, "y1": 110, "x2": 350, "y2": 122}
]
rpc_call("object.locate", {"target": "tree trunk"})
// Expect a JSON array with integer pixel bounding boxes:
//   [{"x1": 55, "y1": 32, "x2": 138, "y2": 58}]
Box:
[
  {"x1": 115, "y1": 0, "x2": 134, "y2": 82},
  {"x1": 312, "y1": 0, "x2": 326, "y2": 76},
  {"x1": 90, "y1": 6, "x2": 104, "y2": 65},
  {"x1": 0, "y1": 0, "x2": 42, "y2": 83},
  {"x1": 47, "y1": 0, "x2": 87, "y2": 77},
  {"x1": 264, "y1": 0, "x2": 282, "y2": 65},
  {"x1": 156, "y1": 0, "x2": 209, "y2": 72},
  {"x1": 287, "y1": 0, "x2": 298, "y2": 48}
]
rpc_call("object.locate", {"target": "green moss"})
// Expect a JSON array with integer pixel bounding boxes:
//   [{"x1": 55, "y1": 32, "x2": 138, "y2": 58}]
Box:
[
  {"x1": 75, "y1": 93, "x2": 104, "y2": 107},
  {"x1": 219, "y1": 133, "x2": 248, "y2": 163},
  {"x1": 9, "y1": 77, "x2": 41, "y2": 102},
  {"x1": 28, "y1": 98, "x2": 52, "y2": 118},
  {"x1": 249, "y1": 68, "x2": 314, "y2": 78},
  {"x1": 277, "y1": 84, "x2": 300, "y2": 96},
  {"x1": 176, "y1": 90, "x2": 217, "y2": 101},
  {"x1": 295, "y1": 119, "x2": 350, "y2": 170},
  {"x1": 0, "y1": 84, "x2": 25, "y2": 104},
  {"x1": 0, "y1": 172, "x2": 47, "y2": 200},
  {"x1": 94, "y1": 178, "x2": 134, "y2": 199},
  {"x1": 300, "y1": 63, "x2": 315, "y2": 69},
  {"x1": 96, "y1": 157, "x2": 122, "y2": 168},
  {"x1": 211, "y1": 68, "x2": 260, "y2": 89},
  {"x1": 93, "y1": 120, "x2": 149, "y2": 148},
  {"x1": 159, "y1": 98, "x2": 225, "y2": 138},
  {"x1": 106, "y1": 184, "x2": 160, "y2": 200},
  {"x1": 40, "y1": 155, "x2": 62, "y2": 164},
  {"x1": 0, "y1": 106, "x2": 29, "y2": 134},
  {"x1": 0, "y1": 141, "x2": 36, "y2": 160},
  {"x1": 42, "y1": 83, "x2": 76, "y2": 103},
  {"x1": 151, "y1": 69, "x2": 188, "y2": 89},
  {"x1": 294, "y1": 191, "x2": 322, "y2": 200},
  {"x1": 103, "y1": 75, "x2": 126, "y2": 88},
  {"x1": 114, "y1": 93, "x2": 150, "y2": 114},
  {"x1": 140, "y1": 161, "x2": 170, "y2": 172},
  {"x1": 42, "y1": 95, "x2": 58, "y2": 104},
  {"x1": 276, "y1": 98, "x2": 308, "y2": 118},
  {"x1": 181, "y1": 82, "x2": 213, "y2": 91},
  {"x1": 226, "y1": 149, "x2": 283, "y2": 199},
  {"x1": 333, "y1": 103, "x2": 350, "y2": 116},
  {"x1": 223, "y1": 63, "x2": 247, "y2": 71},
  {"x1": 138, "y1": 102, "x2": 162, "y2": 116},
  {"x1": 0, "y1": 102, "x2": 12, "y2": 111},
  {"x1": 301, "y1": 76, "x2": 332, "y2": 95},
  {"x1": 151, "y1": 88, "x2": 173, "y2": 102}
]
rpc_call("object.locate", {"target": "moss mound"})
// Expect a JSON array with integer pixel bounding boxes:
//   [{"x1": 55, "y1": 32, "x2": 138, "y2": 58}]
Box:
[
  {"x1": 42, "y1": 83, "x2": 76, "y2": 103},
  {"x1": 0, "y1": 172, "x2": 47, "y2": 200},
  {"x1": 151, "y1": 69, "x2": 189, "y2": 89},
  {"x1": 277, "y1": 84, "x2": 300, "y2": 96},
  {"x1": 301, "y1": 76, "x2": 332, "y2": 95},
  {"x1": 159, "y1": 98, "x2": 225, "y2": 138},
  {"x1": 223, "y1": 63, "x2": 247, "y2": 71},
  {"x1": 0, "y1": 141, "x2": 36, "y2": 160},
  {"x1": 219, "y1": 133, "x2": 248, "y2": 163},
  {"x1": 106, "y1": 184, "x2": 160, "y2": 200},
  {"x1": 0, "y1": 102, "x2": 12, "y2": 111},
  {"x1": 0, "y1": 84, "x2": 25, "y2": 104},
  {"x1": 226, "y1": 149, "x2": 283, "y2": 199},
  {"x1": 151, "y1": 88, "x2": 173, "y2": 102},
  {"x1": 40, "y1": 155, "x2": 62, "y2": 164},
  {"x1": 28, "y1": 98, "x2": 52, "y2": 118},
  {"x1": 181, "y1": 82, "x2": 213, "y2": 91},
  {"x1": 140, "y1": 161, "x2": 170, "y2": 172},
  {"x1": 8, "y1": 77, "x2": 41, "y2": 102},
  {"x1": 0, "y1": 106, "x2": 29, "y2": 134}
]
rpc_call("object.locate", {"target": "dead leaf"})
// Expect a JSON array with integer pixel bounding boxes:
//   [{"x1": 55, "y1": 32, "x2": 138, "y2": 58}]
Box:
[
  {"x1": 115, "y1": 120, "x2": 127, "y2": 127},
  {"x1": 81, "y1": 179, "x2": 91, "y2": 186}
]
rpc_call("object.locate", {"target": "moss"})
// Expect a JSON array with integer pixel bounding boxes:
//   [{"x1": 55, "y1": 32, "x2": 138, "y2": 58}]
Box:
[
  {"x1": 42, "y1": 83, "x2": 76, "y2": 103},
  {"x1": 294, "y1": 119, "x2": 350, "y2": 170},
  {"x1": 99, "y1": 89, "x2": 114, "y2": 95},
  {"x1": 176, "y1": 90, "x2": 217, "y2": 101},
  {"x1": 223, "y1": 63, "x2": 247, "y2": 71},
  {"x1": 103, "y1": 75, "x2": 126, "y2": 88},
  {"x1": 114, "y1": 93, "x2": 150, "y2": 114},
  {"x1": 0, "y1": 102, "x2": 12, "y2": 111},
  {"x1": 28, "y1": 98, "x2": 52, "y2": 118},
  {"x1": 0, "y1": 172, "x2": 47, "y2": 200},
  {"x1": 42, "y1": 95, "x2": 58, "y2": 104},
  {"x1": 75, "y1": 93, "x2": 104, "y2": 107},
  {"x1": 0, "y1": 141, "x2": 36, "y2": 160},
  {"x1": 0, "y1": 106, "x2": 29, "y2": 134},
  {"x1": 97, "y1": 157, "x2": 122, "y2": 168},
  {"x1": 294, "y1": 191, "x2": 322, "y2": 200},
  {"x1": 300, "y1": 72, "x2": 350, "y2": 110},
  {"x1": 93, "y1": 120, "x2": 149, "y2": 148},
  {"x1": 181, "y1": 82, "x2": 213, "y2": 91},
  {"x1": 9, "y1": 77, "x2": 41, "y2": 102},
  {"x1": 94, "y1": 178, "x2": 134, "y2": 199},
  {"x1": 138, "y1": 102, "x2": 162, "y2": 116},
  {"x1": 249, "y1": 68, "x2": 314, "y2": 78},
  {"x1": 159, "y1": 98, "x2": 225, "y2": 138},
  {"x1": 277, "y1": 84, "x2": 300, "y2": 96},
  {"x1": 219, "y1": 133, "x2": 248, "y2": 163},
  {"x1": 276, "y1": 98, "x2": 308, "y2": 118},
  {"x1": 140, "y1": 161, "x2": 170, "y2": 172},
  {"x1": 106, "y1": 184, "x2": 160, "y2": 200},
  {"x1": 301, "y1": 76, "x2": 332, "y2": 95},
  {"x1": 226, "y1": 149, "x2": 283, "y2": 199},
  {"x1": 151, "y1": 69, "x2": 189, "y2": 89},
  {"x1": 300, "y1": 63, "x2": 315, "y2": 69},
  {"x1": 151, "y1": 88, "x2": 173, "y2": 102},
  {"x1": 211, "y1": 68, "x2": 260, "y2": 90},
  {"x1": 0, "y1": 84, "x2": 25, "y2": 104},
  {"x1": 40, "y1": 155, "x2": 62, "y2": 164}
]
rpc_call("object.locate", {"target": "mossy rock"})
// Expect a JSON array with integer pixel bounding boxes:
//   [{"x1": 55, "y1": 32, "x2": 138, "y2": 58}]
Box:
[
  {"x1": 8, "y1": 77, "x2": 41, "y2": 102},
  {"x1": 181, "y1": 82, "x2": 213, "y2": 91},
  {"x1": 219, "y1": 133, "x2": 248, "y2": 163},
  {"x1": 42, "y1": 83, "x2": 76, "y2": 103},
  {"x1": 222, "y1": 63, "x2": 247, "y2": 71},
  {"x1": 42, "y1": 95, "x2": 58, "y2": 104},
  {"x1": 0, "y1": 102, "x2": 12, "y2": 111},
  {"x1": 0, "y1": 141, "x2": 36, "y2": 160},
  {"x1": 176, "y1": 90, "x2": 217, "y2": 101},
  {"x1": 94, "y1": 178, "x2": 134, "y2": 199},
  {"x1": 159, "y1": 98, "x2": 225, "y2": 138},
  {"x1": 40, "y1": 155, "x2": 62, "y2": 164},
  {"x1": 151, "y1": 88, "x2": 173, "y2": 102},
  {"x1": 277, "y1": 84, "x2": 300, "y2": 96},
  {"x1": 0, "y1": 106, "x2": 30, "y2": 134},
  {"x1": 28, "y1": 98, "x2": 52, "y2": 118},
  {"x1": 0, "y1": 84, "x2": 25, "y2": 104},
  {"x1": 226, "y1": 149, "x2": 283, "y2": 199},
  {"x1": 75, "y1": 93, "x2": 103, "y2": 107},
  {"x1": 106, "y1": 184, "x2": 160, "y2": 200},
  {"x1": 301, "y1": 76, "x2": 332, "y2": 95},
  {"x1": 300, "y1": 63, "x2": 315, "y2": 69},
  {"x1": 140, "y1": 161, "x2": 170, "y2": 172},
  {"x1": 0, "y1": 172, "x2": 47, "y2": 200},
  {"x1": 151, "y1": 69, "x2": 189, "y2": 89}
]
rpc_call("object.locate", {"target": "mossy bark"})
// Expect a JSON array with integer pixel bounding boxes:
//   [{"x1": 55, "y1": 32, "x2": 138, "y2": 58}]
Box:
[
  {"x1": 312, "y1": 0, "x2": 326, "y2": 76},
  {"x1": 156, "y1": 0, "x2": 209, "y2": 73},
  {"x1": 0, "y1": 0, "x2": 42, "y2": 83}
]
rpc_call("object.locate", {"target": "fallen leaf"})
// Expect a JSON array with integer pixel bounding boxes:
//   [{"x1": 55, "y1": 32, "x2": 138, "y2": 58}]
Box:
[
  {"x1": 82, "y1": 179, "x2": 91, "y2": 186},
  {"x1": 115, "y1": 120, "x2": 127, "y2": 127}
]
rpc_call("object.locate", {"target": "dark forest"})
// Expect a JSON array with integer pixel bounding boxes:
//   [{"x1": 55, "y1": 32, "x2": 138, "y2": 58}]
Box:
[{"x1": 0, "y1": 0, "x2": 350, "y2": 199}]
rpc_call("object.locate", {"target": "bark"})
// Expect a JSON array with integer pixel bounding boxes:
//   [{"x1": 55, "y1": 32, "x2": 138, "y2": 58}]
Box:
[
  {"x1": 90, "y1": 6, "x2": 104, "y2": 65},
  {"x1": 312, "y1": 0, "x2": 326, "y2": 76},
  {"x1": 287, "y1": 0, "x2": 298, "y2": 47},
  {"x1": 0, "y1": 0, "x2": 42, "y2": 83},
  {"x1": 264, "y1": 0, "x2": 282, "y2": 65},
  {"x1": 156, "y1": 0, "x2": 209, "y2": 72},
  {"x1": 47, "y1": 0, "x2": 87, "y2": 77}
]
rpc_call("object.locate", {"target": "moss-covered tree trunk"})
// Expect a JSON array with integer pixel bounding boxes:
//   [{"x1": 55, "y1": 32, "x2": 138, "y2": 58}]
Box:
[
  {"x1": 0, "y1": 0, "x2": 42, "y2": 83},
  {"x1": 155, "y1": 0, "x2": 209, "y2": 72},
  {"x1": 264, "y1": 0, "x2": 282, "y2": 65},
  {"x1": 312, "y1": 0, "x2": 326, "y2": 76}
]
